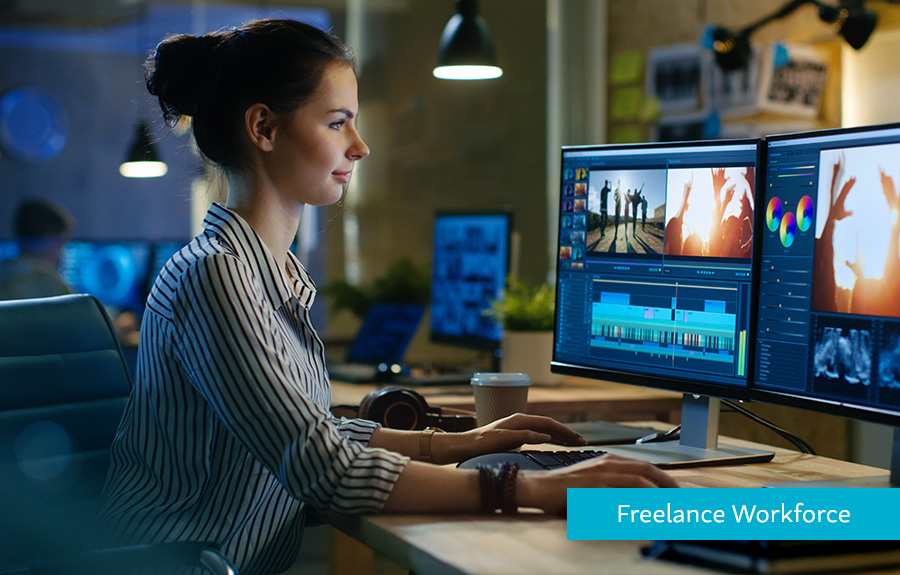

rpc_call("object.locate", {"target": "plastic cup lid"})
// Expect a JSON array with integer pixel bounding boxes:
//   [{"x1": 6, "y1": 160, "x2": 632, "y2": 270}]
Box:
[{"x1": 470, "y1": 372, "x2": 531, "y2": 386}]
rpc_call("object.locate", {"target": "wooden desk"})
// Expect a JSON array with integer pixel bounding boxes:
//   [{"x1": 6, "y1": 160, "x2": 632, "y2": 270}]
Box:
[
  {"x1": 331, "y1": 378, "x2": 683, "y2": 424},
  {"x1": 325, "y1": 435, "x2": 898, "y2": 575}
]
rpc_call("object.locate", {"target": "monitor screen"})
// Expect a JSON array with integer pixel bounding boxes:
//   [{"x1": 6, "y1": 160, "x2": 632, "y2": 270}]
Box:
[
  {"x1": 429, "y1": 211, "x2": 510, "y2": 351},
  {"x1": 347, "y1": 303, "x2": 426, "y2": 364},
  {"x1": 60, "y1": 240, "x2": 152, "y2": 312},
  {"x1": 550, "y1": 139, "x2": 771, "y2": 467},
  {"x1": 552, "y1": 139, "x2": 760, "y2": 401},
  {"x1": 754, "y1": 122, "x2": 900, "y2": 429},
  {"x1": 0, "y1": 240, "x2": 19, "y2": 262}
]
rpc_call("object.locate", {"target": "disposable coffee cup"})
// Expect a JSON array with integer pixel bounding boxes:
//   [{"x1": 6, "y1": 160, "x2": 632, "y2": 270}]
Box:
[{"x1": 470, "y1": 372, "x2": 531, "y2": 427}]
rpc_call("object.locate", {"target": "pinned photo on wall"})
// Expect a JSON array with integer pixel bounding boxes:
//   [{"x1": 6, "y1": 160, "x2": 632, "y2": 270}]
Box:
[
  {"x1": 758, "y1": 43, "x2": 828, "y2": 118},
  {"x1": 645, "y1": 43, "x2": 706, "y2": 113}
]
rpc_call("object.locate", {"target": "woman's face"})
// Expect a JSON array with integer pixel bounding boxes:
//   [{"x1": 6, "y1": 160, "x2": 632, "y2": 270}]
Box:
[{"x1": 267, "y1": 63, "x2": 369, "y2": 207}]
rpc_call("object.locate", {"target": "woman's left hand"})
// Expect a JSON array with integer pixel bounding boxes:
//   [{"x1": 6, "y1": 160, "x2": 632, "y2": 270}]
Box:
[{"x1": 430, "y1": 413, "x2": 586, "y2": 465}]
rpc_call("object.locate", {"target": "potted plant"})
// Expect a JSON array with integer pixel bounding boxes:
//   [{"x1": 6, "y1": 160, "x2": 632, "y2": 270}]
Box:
[
  {"x1": 321, "y1": 257, "x2": 431, "y2": 319},
  {"x1": 489, "y1": 277, "x2": 564, "y2": 385}
]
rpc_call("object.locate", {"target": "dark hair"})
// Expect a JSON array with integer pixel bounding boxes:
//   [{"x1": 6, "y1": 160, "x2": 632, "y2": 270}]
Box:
[
  {"x1": 146, "y1": 19, "x2": 357, "y2": 171},
  {"x1": 15, "y1": 199, "x2": 72, "y2": 238}
]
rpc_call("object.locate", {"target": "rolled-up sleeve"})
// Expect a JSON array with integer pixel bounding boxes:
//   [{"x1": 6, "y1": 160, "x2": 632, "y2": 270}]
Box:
[
  {"x1": 334, "y1": 416, "x2": 381, "y2": 442},
  {"x1": 172, "y1": 253, "x2": 408, "y2": 513}
]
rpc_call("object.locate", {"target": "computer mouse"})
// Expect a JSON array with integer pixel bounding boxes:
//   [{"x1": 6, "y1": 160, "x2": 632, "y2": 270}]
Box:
[{"x1": 456, "y1": 452, "x2": 547, "y2": 471}]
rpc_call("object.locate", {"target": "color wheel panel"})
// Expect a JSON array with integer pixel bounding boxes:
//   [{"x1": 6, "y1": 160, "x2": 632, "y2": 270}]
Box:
[
  {"x1": 780, "y1": 211, "x2": 796, "y2": 248},
  {"x1": 796, "y1": 195, "x2": 813, "y2": 232},
  {"x1": 766, "y1": 197, "x2": 782, "y2": 232}
]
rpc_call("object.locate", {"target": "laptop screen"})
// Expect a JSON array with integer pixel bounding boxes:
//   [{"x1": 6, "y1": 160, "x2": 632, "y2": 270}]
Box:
[{"x1": 346, "y1": 303, "x2": 426, "y2": 364}]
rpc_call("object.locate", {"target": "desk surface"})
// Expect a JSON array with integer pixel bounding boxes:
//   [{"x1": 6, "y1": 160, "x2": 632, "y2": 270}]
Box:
[
  {"x1": 327, "y1": 433, "x2": 898, "y2": 575},
  {"x1": 332, "y1": 377, "x2": 684, "y2": 423}
]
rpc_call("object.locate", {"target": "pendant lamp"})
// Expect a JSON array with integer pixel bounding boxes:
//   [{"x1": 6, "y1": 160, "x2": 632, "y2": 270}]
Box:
[
  {"x1": 119, "y1": 120, "x2": 168, "y2": 178},
  {"x1": 433, "y1": 0, "x2": 503, "y2": 80}
]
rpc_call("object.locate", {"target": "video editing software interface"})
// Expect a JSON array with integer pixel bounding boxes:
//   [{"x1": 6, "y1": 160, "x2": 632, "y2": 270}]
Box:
[
  {"x1": 754, "y1": 123, "x2": 900, "y2": 423},
  {"x1": 429, "y1": 211, "x2": 510, "y2": 350},
  {"x1": 553, "y1": 140, "x2": 759, "y2": 394}
]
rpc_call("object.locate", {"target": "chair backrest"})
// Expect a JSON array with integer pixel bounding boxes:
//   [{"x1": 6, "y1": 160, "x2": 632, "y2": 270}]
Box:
[{"x1": 0, "y1": 294, "x2": 132, "y2": 569}]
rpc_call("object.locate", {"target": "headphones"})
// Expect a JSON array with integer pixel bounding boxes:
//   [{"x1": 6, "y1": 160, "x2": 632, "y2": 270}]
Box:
[{"x1": 353, "y1": 386, "x2": 476, "y2": 432}]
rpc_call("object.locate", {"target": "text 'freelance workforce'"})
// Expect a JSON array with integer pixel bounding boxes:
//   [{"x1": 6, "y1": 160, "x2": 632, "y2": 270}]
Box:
[{"x1": 617, "y1": 502, "x2": 850, "y2": 525}]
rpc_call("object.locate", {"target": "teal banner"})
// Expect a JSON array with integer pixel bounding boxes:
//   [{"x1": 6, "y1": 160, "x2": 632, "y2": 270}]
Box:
[{"x1": 568, "y1": 488, "x2": 900, "y2": 540}]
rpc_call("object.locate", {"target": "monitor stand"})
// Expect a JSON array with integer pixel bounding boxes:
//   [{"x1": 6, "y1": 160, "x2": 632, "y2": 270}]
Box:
[
  {"x1": 601, "y1": 394, "x2": 775, "y2": 469},
  {"x1": 765, "y1": 426, "x2": 900, "y2": 488}
]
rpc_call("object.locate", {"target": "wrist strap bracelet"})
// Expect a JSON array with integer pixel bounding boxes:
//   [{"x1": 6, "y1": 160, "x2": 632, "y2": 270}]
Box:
[
  {"x1": 476, "y1": 462, "x2": 520, "y2": 514},
  {"x1": 419, "y1": 427, "x2": 444, "y2": 461}
]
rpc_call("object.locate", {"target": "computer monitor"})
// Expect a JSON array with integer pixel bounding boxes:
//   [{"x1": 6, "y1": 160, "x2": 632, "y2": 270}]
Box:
[
  {"x1": 0, "y1": 240, "x2": 19, "y2": 262},
  {"x1": 754, "y1": 122, "x2": 900, "y2": 487},
  {"x1": 60, "y1": 240, "x2": 152, "y2": 313},
  {"x1": 551, "y1": 139, "x2": 773, "y2": 467},
  {"x1": 429, "y1": 211, "x2": 511, "y2": 360}
]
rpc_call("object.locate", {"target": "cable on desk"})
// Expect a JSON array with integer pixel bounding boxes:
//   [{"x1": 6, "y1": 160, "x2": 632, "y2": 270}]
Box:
[{"x1": 721, "y1": 399, "x2": 817, "y2": 455}]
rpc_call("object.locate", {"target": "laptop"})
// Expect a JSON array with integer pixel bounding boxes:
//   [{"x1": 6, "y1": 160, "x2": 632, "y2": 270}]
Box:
[{"x1": 328, "y1": 303, "x2": 426, "y2": 383}]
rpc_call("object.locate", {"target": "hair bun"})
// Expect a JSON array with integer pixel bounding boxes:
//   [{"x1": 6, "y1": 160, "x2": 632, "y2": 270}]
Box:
[{"x1": 146, "y1": 33, "x2": 222, "y2": 122}]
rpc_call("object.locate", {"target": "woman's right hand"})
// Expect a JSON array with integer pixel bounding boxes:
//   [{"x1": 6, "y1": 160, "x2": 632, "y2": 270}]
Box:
[{"x1": 516, "y1": 454, "x2": 679, "y2": 515}]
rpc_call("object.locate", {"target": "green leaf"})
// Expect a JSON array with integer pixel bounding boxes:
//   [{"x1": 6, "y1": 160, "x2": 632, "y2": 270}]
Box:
[
  {"x1": 320, "y1": 257, "x2": 430, "y2": 318},
  {"x1": 487, "y1": 276, "x2": 556, "y2": 332}
]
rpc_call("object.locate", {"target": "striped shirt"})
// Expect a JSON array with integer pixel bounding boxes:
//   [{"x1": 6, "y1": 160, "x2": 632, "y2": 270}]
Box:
[{"x1": 97, "y1": 203, "x2": 408, "y2": 575}]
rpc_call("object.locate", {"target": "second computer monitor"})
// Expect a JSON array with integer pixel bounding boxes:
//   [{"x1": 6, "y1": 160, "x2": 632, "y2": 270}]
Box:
[
  {"x1": 751, "y1": 122, "x2": 900, "y2": 487},
  {"x1": 429, "y1": 211, "x2": 511, "y2": 352},
  {"x1": 552, "y1": 139, "x2": 760, "y2": 400}
]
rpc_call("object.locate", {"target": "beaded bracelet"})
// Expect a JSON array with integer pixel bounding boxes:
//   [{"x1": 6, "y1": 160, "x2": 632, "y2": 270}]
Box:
[
  {"x1": 476, "y1": 462, "x2": 520, "y2": 514},
  {"x1": 500, "y1": 462, "x2": 520, "y2": 515},
  {"x1": 477, "y1": 464, "x2": 497, "y2": 514}
]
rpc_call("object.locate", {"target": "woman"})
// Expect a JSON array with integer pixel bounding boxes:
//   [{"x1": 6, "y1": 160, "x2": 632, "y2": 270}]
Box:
[{"x1": 97, "y1": 19, "x2": 677, "y2": 575}]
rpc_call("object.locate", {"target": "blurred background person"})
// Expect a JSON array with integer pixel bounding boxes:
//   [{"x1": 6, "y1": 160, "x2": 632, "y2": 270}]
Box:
[{"x1": 0, "y1": 199, "x2": 73, "y2": 300}]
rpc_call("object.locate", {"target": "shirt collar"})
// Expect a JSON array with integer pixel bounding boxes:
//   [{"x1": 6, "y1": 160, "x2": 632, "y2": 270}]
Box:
[
  {"x1": 202, "y1": 203, "x2": 317, "y2": 310},
  {"x1": 286, "y1": 250, "x2": 317, "y2": 309}
]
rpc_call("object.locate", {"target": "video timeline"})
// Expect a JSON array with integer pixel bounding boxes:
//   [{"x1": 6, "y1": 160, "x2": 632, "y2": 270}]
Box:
[{"x1": 588, "y1": 279, "x2": 745, "y2": 377}]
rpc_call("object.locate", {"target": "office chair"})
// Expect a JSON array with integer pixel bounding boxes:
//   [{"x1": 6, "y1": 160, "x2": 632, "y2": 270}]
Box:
[{"x1": 0, "y1": 294, "x2": 236, "y2": 575}]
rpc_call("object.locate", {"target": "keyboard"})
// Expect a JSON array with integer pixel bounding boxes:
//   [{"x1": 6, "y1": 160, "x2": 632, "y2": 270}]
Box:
[{"x1": 457, "y1": 449, "x2": 608, "y2": 471}]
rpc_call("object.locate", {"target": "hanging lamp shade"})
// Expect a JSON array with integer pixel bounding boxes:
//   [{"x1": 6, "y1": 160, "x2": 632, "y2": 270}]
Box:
[
  {"x1": 818, "y1": 3, "x2": 877, "y2": 50},
  {"x1": 119, "y1": 121, "x2": 167, "y2": 178},
  {"x1": 433, "y1": 0, "x2": 503, "y2": 80}
]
